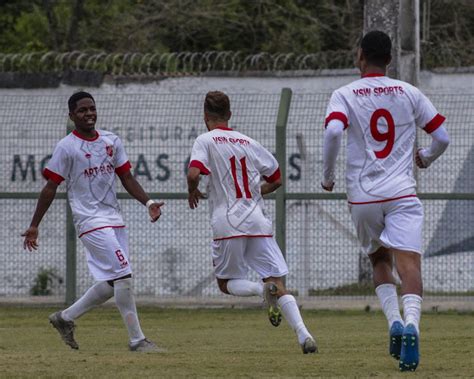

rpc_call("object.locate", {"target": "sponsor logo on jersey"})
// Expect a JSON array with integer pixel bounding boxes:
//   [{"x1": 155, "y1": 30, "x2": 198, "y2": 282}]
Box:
[
  {"x1": 106, "y1": 145, "x2": 114, "y2": 157},
  {"x1": 83, "y1": 163, "x2": 114, "y2": 178}
]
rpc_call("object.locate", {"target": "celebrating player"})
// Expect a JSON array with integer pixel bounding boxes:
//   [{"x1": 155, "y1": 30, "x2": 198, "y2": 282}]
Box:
[
  {"x1": 187, "y1": 91, "x2": 317, "y2": 354},
  {"x1": 321, "y1": 31, "x2": 449, "y2": 371},
  {"x1": 22, "y1": 91, "x2": 164, "y2": 352}
]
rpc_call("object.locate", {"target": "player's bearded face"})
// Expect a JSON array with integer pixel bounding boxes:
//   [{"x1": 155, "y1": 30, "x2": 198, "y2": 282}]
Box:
[{"x1": 70, "y1": 98, "x2": 97, "y2": 132}]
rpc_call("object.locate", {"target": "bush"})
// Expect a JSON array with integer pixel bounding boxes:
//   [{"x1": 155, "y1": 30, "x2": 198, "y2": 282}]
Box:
[{"x1": 30, "y1": 267, "x2": 63, "y2": 296}]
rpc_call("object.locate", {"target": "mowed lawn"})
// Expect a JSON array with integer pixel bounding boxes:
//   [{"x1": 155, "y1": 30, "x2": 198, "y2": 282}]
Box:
[{"x1": 0, "y1": 306, "x2": 472, "y2": 378}]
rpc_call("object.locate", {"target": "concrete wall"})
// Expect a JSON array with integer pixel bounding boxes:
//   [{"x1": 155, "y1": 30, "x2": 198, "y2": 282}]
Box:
[{"x1": 0, "y1": 70, "x2": 472, "y2": 297}]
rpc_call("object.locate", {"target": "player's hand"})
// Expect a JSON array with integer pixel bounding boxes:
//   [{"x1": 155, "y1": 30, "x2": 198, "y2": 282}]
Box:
[
  {"x1": 148, "y1": 202, "x2": 165, "y2": 222},
  {"x1": 321, "y1": 181, "x2": 334, "y2": 192},
  {"x1": 415, "y1": 148, "x2": 428, "y2": 169},
  {"x1": 22, "y1": 226, "x2": 39, "y2": 252},
  {"x1": 188, "y1": 189, "x2": 205, "y2": 209}
]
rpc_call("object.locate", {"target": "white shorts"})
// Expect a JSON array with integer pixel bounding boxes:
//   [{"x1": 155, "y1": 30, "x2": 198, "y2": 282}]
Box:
[
  {"x1": 349, "y1": 197, "x2": 424, "y2": 256},
  {"x1": 211, "y1": 237, "x2": 289, "y2": 280},
  {"x1": 80, "y1": 227, "x2": 132, "y2": 281}
]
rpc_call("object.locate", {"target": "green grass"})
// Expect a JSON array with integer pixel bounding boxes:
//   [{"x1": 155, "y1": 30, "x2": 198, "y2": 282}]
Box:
[{"x1": 0, "y1": 306, "x2": 473, "y2": 378}]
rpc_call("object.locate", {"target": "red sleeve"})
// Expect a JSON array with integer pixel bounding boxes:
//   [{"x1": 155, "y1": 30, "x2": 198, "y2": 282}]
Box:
[
  {"x1": 263, "y1": 168, "x2": 281, "y2": 183},
  {"x1": 325, "y1": 112, "x2": 349, "y2": 129},
  {"x1": 115, "y1": 161, "x2": 132, "y2": 176},
  {"x1": 43, "y1": 168, "x2": 65, "y2": 185},
  {"x1": 423, "y1": 114, "x2": 445, "y2": 134},
  {"x1": 189, "y1": 160, "x2": 210, "y2": 175}
]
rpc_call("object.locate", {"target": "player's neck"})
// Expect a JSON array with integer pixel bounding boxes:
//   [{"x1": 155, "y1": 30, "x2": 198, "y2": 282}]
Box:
[
  {"x1": 74, "y1": 127, "x2": 98, "y2": 140},
  {"x1": 207, "y1": 122, "x2": 231, "y2": 131},
  {"x1": 361, "y1": 65, "x2": 386, "y2": 78}
]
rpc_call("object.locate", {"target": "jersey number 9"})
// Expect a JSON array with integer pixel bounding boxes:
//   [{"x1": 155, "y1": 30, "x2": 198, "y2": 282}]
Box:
[{"x1": 370, "y1": 108, "x2": 395, "y2": 159}]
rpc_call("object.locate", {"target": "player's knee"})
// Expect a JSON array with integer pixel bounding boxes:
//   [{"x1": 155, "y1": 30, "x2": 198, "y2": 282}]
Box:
[
  {"x1": 265, "y1": 278, "x2": 288, "y2": 297},
  {"x1": 397, "y1": 254, "x2": 420, "y2": 273},
  {"x1": 370, "y1": 251, "x2": 391, "y2": 267},
  {"x1": 397, "y1": 263, "x2": 421, "y2": 279}
]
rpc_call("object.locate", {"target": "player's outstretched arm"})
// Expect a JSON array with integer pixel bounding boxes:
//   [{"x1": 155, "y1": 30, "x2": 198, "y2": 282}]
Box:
[
  {"x1": 261, "y1": 177, "x2": 282, "y2": 195},
  {"x1": 187, "y1": 167, "x2": 204, "y2": 209},
  {"x1": 22, "y1": 180, "x2": 59, "y2": 251},
  {"x1": 416, "y1": 126, "x2": 450, "y2": 169},
  {"x1": 118, "y1": 171, "x2": 164, "y2": 222},
  {"x1": 321, "y1": 120, "x2": 344, "y2": 191}
]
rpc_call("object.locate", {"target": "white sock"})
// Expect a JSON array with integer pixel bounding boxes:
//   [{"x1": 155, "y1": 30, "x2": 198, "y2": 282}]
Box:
[
  {"x1": 375, "y1": 283, "x2": 404, "y2": 329},
  {"x1": 227, "y1": 279, "x2": 263, "y2": 297},
  {"x1": 278, "y1": 294, "x2": 312, "y2": 345},
  {"x1": 402, "y1": 294, "x2": 422, "y2": 334},
  {"x1": 61, "y1": 281, "x2": 114, "y2": 321},
  {"x1": 114, "y1": 278, "x2": 145, "y2": 344}
]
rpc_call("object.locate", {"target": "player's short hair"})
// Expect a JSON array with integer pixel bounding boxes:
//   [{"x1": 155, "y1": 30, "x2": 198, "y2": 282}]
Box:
[
  {"x1": 68, "y1": 91, "x2": 95, "y2": 112},
  {"x1": 204, "y1": 91, "x2": 231, "y2": 120},
  {"x1": 360, "y1": 30, "x2": 392, "y2": 67}
]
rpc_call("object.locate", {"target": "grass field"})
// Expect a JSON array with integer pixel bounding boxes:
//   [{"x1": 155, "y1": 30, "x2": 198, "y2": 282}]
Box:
[{"x1": 0, "y1": 306, "x2": 473, "y2": 378}]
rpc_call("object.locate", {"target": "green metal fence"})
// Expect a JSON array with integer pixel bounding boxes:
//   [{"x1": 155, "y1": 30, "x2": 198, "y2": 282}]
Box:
[{"x1": 0, "y1": 90, "x2": 472, "y2": 304}]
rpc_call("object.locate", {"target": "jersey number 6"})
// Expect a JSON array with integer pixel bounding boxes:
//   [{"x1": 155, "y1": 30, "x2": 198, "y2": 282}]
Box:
[
  {"x1": 229, "y1": 156, "x2": 252, "y2": 199},
  {"x1": 370, "y1": 108, "x2": 395, "y2": 159},
  {"x1": 115, "y1": 250, "x2": 125, "y2": 262}
]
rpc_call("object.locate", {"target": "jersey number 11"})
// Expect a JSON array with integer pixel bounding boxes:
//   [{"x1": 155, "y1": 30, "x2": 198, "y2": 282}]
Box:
[{"x1": 229, "y1": 156, "x2": 252, "y2": 199}]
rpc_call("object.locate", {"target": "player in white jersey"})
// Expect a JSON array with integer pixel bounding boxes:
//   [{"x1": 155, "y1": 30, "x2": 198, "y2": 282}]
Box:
[
  {"x1": 22, "y1": 92, "x2": 165, "y2": 353},
  {"x1": 188, "y1": 91, "x2": 317, "y2": 354},
  {"x1": 322, "y1": 31, "x2": 449, "y2": 371}
]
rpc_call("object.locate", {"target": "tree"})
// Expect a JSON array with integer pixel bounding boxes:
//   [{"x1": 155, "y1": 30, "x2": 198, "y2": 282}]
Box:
[{"x1": 0, "y1": 0, "x2": 472, "y2": 68}]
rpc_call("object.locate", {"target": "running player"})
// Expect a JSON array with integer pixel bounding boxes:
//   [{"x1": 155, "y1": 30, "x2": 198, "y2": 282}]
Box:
[
  {"x1": 22, "y1": 91, "x2": 164, "y2": 352},
  {"x1": 321, "y1": 31, "x2": 449, "y2": 371},
  {"x1": 187, "y1": 91, "x2": 317, "y2": 354}
]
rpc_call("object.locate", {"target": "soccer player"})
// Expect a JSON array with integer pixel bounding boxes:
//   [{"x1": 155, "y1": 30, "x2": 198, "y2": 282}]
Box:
[
  {"x1": 321, "y1": 31, "x2": 449, "y2": 371},
  {"x1": 22, "y1": 91, "x2": 165, "y2": 352},
  {"x1": 187, "y1": 91, "x2": 317, "y2": 354}
]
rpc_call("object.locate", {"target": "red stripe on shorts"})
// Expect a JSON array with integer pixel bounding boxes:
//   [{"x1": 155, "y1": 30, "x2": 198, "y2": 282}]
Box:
[{"x1": 348, "y1": 194, "x2": 417, "y2": 205}]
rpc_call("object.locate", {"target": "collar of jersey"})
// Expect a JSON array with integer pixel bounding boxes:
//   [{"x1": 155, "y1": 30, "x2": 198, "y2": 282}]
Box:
[
  {"x1": 72, "y1": 129, "x2": 99, "y2": 141},
  {"x1": 215, "y1": 125, "x2": 233, "y2": 131},
  {"x1": 361, "y1": 73, "x2": 385, "y2": 78}
]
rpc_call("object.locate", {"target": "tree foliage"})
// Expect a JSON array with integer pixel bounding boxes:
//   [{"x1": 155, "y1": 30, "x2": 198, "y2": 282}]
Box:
[{"x1": 0, "y1": 0, "x2": 472, "y2": 68}]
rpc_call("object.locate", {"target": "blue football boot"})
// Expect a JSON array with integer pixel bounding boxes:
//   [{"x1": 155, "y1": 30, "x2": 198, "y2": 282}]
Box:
[
  {"x1": 399, "y1": 324, "x2": 419, "y2": 372},
  {"x1": 389, "y1": 320, "x2": 404, "y2": 360}
]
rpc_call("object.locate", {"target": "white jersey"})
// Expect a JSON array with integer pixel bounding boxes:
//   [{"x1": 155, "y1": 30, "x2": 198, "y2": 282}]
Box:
[
  {"x1": 189, "y1": 126, "x2": 280, "y2": 240},
  {"x1": 325, "y1": 74, "x2": 445, "y2": 203},
  {"x1": 44, "y1": 129, "x2": 131, "y2": 237}
]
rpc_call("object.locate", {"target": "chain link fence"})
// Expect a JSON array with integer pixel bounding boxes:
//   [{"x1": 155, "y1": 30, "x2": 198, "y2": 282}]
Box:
[{"x1": 0, "y1": 91, "x2": 472, "y2": 304}]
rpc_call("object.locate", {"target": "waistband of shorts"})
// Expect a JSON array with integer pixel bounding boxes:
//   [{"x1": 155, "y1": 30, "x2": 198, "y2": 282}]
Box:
[
  {"x1": 348, "y1": 194, "x2": 418, "y2": 205},
  {"x1": 213, "y1": 234, "x2": 273, "y2": 241}
]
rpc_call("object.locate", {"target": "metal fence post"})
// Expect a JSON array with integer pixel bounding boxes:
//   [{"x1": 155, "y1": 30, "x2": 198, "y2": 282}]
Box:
[
  {"x1": 275, "y1": 88, "x2": 292, "y2": 259},
  {"x1": 65, "y1": 120, "x2": 76, "y2": 305}
]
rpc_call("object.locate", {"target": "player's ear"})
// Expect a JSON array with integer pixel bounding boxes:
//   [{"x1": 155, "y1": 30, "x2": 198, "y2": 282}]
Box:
[
  {"x1": 355, "y1": 48, "x2": 363, "y2": 70},
  {"x1": 227, "y1": 111, "x2": 232, "y2": 120},
  {"x1": 68, "y1": 112, "x2": 74, "y2": 121}
]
